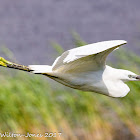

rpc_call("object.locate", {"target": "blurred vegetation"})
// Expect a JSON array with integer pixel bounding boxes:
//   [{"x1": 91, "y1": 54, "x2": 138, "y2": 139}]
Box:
[{"x1": 0, "y1": 35, "x2": 140, "y2": 140}]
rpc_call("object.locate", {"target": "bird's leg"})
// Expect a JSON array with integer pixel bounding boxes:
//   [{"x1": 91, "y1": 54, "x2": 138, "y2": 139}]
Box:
[{"x1": 0, "y1": 57, "x2": 31, "y2": 72}]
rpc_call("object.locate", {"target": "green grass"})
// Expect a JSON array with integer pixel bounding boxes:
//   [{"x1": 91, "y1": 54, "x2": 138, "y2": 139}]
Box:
[{"x1": 0, "y1": 36, "x2": 140, "y2": 140}]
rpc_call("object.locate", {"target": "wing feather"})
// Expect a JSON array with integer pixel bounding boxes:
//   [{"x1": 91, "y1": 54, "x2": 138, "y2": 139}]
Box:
[{"x1": 52, "y1": 40, "x2": 127, "y2": 73}]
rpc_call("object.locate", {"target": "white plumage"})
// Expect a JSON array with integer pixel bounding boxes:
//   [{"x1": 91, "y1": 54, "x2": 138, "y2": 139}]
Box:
[{"x1": 29, "y1": 40, "x2": 140, "y2": 98}]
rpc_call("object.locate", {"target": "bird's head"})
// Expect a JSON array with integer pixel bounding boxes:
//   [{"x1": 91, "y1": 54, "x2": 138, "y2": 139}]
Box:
[
  {"x1": 120, "y1": 70, "x2": 140, "y2": 82},
  {"x1": 103, "y1": 67, "x2": 140, "y2": 97}
]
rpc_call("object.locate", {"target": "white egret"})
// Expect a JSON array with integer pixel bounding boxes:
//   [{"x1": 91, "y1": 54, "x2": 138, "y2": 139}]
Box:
[{"x1": 0, "y1": 40, "x2": 139, "y2": 97}]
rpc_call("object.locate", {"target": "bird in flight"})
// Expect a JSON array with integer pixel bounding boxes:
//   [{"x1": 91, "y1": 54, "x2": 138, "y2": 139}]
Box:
[{"x1": 0, "y1": 40, "x2": 139, "y2": 97}]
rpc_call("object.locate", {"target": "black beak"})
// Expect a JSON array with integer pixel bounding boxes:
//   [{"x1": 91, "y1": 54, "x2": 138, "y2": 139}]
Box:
[{"x1": 136, "y1": 75, "x2": 140, "y2": 80}]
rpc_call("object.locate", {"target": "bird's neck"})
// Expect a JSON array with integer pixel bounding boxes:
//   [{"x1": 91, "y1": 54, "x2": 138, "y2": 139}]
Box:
[{"x1": 102, "y1": 65, "x2": 130, "y2": 97}]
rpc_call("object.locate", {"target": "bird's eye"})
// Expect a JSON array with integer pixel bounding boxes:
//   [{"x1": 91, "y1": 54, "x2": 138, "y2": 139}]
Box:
[{"x1": 128, "y1": 75, "x2": 132, "y2": 78}]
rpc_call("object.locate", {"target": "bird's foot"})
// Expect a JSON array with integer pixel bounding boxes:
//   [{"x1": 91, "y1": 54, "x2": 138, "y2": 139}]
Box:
[{"x1": 0, "y1": 57, "x2": 12, "y2": 67}]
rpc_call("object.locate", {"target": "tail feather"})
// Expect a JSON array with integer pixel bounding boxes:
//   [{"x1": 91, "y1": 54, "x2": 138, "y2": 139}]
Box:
[{"x1": 29, "y1": 65, "x2": 52, "y2": 74}]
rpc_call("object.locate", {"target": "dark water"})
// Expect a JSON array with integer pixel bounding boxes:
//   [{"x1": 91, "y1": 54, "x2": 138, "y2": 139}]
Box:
[{"x1": 0, "y1": 0, "x2": 140, "y2": 65}]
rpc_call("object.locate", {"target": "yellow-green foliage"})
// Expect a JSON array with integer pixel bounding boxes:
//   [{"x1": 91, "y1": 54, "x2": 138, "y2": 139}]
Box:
[{"x1": 0, "y1": 36, "x2": 140, "y2": 140}]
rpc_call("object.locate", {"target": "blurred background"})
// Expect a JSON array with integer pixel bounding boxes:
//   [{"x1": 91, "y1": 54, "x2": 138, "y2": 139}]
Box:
[{"x1": 0, "y1": 0, "x2": 140, "y2": 140}]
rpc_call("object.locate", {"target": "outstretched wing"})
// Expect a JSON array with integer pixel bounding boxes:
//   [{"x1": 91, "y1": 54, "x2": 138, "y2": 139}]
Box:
[{"x1": 52, "y1": 40, "x2": 127, "y2": 73}]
